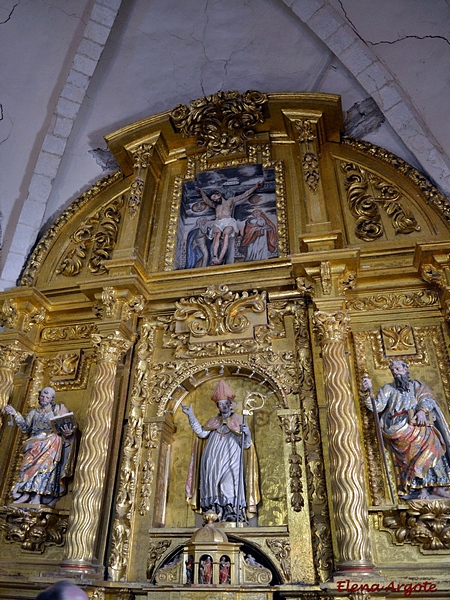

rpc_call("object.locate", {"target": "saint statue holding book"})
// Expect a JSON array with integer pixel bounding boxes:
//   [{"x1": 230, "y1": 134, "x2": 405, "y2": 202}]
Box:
[{"x1": 4, "y1": 387, "x2": 77, "y2": 506}]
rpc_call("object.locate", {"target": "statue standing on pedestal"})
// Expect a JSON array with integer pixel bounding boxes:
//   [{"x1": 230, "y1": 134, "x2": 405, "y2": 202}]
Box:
[
  {"x1": 362, "y1": 360, "x2": 450, "y2": 500},
  {"x1": 4, "y1": 387, "x2": 77, "y2": 506},
  {"x1": 182, "y1": 380, "x2": 260, "y2": 522}
]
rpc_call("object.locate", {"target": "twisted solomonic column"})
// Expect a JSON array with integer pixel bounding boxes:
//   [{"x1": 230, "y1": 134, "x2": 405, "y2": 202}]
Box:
[
  {"x1": 62, "y1": 330, "x2": 132, "y2": 572},
  {"x1": 0, "y1": 341, "x2": 30, "y2": 434},
  {"x1": 313, "y1": 310, "x2": 373, "y2": 572}
]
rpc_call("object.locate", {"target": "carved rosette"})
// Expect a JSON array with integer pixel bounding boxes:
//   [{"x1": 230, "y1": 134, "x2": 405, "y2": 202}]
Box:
[
  {"x1": 171, "y1": 90, "x2": 267, "y2": 156},
  {"x1": 63, "y1": 331, "x2": 132, "y2": 568},
  {"x1": 313, "y1": 310, "x2": 373, "y2": 570}
]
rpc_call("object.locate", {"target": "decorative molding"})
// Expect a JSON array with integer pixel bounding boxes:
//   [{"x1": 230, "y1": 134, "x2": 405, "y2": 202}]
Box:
[
  {"x1": 165, "y1": 284, "x2": 270, "y2": 357},
  {"x1": 0, "y1": 299, "x2": 46, "y2": 332},
  {"x1": 292, "y1": 119, "x2": 320, "y2": 193},
  {"x1": 93, "y1": 287, "x2": 146, "y2": 321},
  {"x1": 109, "y1": 320, "x2": 155, "y2": 581},
  {"x1": 56, "y1": 194, "x2": 125, "y2": 278},
  {"x1": 346, "y1": 290, "x2": 439, "y2": 312},
  {"x1": 147, "y1": 540, "x2": 171, "y2": 580},
  {"x1": 128, "y1": 143, "x2": 154, "y2": 219},
  {"x1": 381, "y1": 324, "x2": 416, "y2": 356},
  {"x1": 279, "y1": 413, "x2": 304, "y2": 512},
  {"x1": 266, "y1": 538, "x2": 291, "y2": 581},
  {"x1": 139, "y1": 423, "x2": 158, "y2": 516},
  {"x1": 293, "y1": 302, "x2": 333, "y2": 581},
  {"x1": 171, "y1": 90, "x2": 267, "y2": 156},
  {"x1": 42, "y1": 323, "x2": 99, "y2": 342},
  {"x1": 19, "y1": 172, "x2": 122, "y2": 287},
  {"x1": 342, "y1": 137, "x2": 450, "y2": 228}
]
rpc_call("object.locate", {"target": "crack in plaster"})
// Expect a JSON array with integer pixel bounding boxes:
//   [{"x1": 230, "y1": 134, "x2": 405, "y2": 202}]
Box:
[
  {"x1": 0, "y1": 2, "x2": 19, "y2": 24},
  {"x1": 337, "y1": 0, "x2": 450, "y2": 46}
]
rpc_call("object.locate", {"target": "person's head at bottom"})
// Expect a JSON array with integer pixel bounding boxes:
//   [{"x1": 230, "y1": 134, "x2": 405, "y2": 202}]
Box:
[{"x1": 36, "y1": 581, "x2": 88, "y2": 600}]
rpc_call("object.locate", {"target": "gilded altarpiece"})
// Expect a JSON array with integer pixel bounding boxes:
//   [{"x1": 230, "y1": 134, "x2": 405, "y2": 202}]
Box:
[{"x1": 1, "y1": 91, "x2": 450, "y2": 600}]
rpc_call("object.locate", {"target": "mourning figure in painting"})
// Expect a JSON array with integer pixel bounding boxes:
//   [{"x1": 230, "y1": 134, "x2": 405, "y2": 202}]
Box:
[
  {"x1": 362, "y1": 360, "x2": 450, "y2": 500},
  {"x1": 182, "y1": 380, "x2": 260, "y2": 522},
  {"x1": 4, "y1": 387, "x2": 77, "y2": 506},
  {"x1": 240, "y1": 208, "x2": 278, "y2": 261}
]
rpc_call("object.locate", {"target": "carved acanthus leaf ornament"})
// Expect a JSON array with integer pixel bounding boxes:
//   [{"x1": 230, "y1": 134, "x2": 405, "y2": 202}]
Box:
[
  {"x1": 343, "y1": 137, "x2": 450, "y2": 226},
  {"x1": 174, "y1": 284, "x2": 266, "y2": 338},
  {"x1": 341, "y1": 161, "x2": 420, "y2": 241},
  {"x1": 56, "y1": 195, "x2": 124, "y2": 277},
  {"x1": 171, "y1": 90, "x2": 267, "y2": 156},
  {"x1": 279, "y1": 414, "x2": 304, "y2": 512},
  {"x1": 0, "y1": 506, "x2": 68, "y2": 552},
  {"x1": 380, "y1": 501, "x2": 450, "y2": 551}
]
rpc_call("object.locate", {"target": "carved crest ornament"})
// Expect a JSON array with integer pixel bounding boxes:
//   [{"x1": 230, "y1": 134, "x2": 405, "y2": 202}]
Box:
[{"x1": 171, "y1": 90, "x2": 268, "y2": 156}]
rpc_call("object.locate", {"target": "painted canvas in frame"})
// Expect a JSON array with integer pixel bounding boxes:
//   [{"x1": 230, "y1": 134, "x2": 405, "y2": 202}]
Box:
[{"x1": 174, "y1": 163, "x2": 278, "y2": 270}]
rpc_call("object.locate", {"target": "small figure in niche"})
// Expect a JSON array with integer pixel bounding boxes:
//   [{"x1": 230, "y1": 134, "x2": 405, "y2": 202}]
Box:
[
  {"x1": 185, "y1": 554, "x2": 194, "y2": 584},
  {"x1": 362, "y1": 360, "x2": 450, "y2": 500},
  {"x1": 4, "y1": 387, "x2": 77, "y2": 506},
  {"x1": 219, "y1": 555, "x2": 231, "y2": 584},
  {"x1": 199, "y1": 555, "x2": 213, "y2": 584}
]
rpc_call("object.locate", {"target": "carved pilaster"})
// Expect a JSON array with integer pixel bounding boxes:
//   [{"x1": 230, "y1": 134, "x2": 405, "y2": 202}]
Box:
[
  {"x1": 62, "y1": 330, "x2": 132, "y2": 572},
  {"x1": 0, "y1": 341, "x2": 30, "y2": 432},
  {"x1": 128, "y1": 143, "x2": 154, "y2": 219},
  {"x1": 313, "y1": 310, "x2": 373, "y2": 572}
]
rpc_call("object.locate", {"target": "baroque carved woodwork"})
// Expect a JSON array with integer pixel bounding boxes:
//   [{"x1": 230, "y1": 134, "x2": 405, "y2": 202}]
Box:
[
  {"x1": 2, "y1": 92, "x2": 450, "y2": 597},
  {"x1": 171, "y1": 90, "x2": 268, "y2": 156}
]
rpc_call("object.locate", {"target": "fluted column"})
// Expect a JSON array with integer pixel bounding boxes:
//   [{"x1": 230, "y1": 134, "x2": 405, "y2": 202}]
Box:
[
  {"x1": 0, "y1": 341, "x2": 30, "y2": 433},
  {"x1": 313, "y1": 309, "x2": 373, "y2": 572},
  {"x1": 62, "y1": 330, "x2": 132, "y2": 572}
]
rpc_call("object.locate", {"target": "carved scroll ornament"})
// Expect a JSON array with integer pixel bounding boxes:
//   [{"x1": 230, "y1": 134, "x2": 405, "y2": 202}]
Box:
[
  {"x1": 174, "y1": 284, "x2": 267, "y2": 339},
  {"x1": 56, "y1": 195, "x2": 124, "y2": 277},
  {"x1": 341, "y1": 161, "x2": 420, "y2": 242}
]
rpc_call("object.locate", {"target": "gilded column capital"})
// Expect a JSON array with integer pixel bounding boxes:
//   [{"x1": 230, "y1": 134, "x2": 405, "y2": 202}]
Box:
[
  {"x1": 0, "y1": 340, "x2": 31, "y2": 371},
  {"x1": 313, "y1": 310, "x2": 350, "y2": 344},
  {"x1": 91, "y1": 330, "x2": 132, "y2": 362}
]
